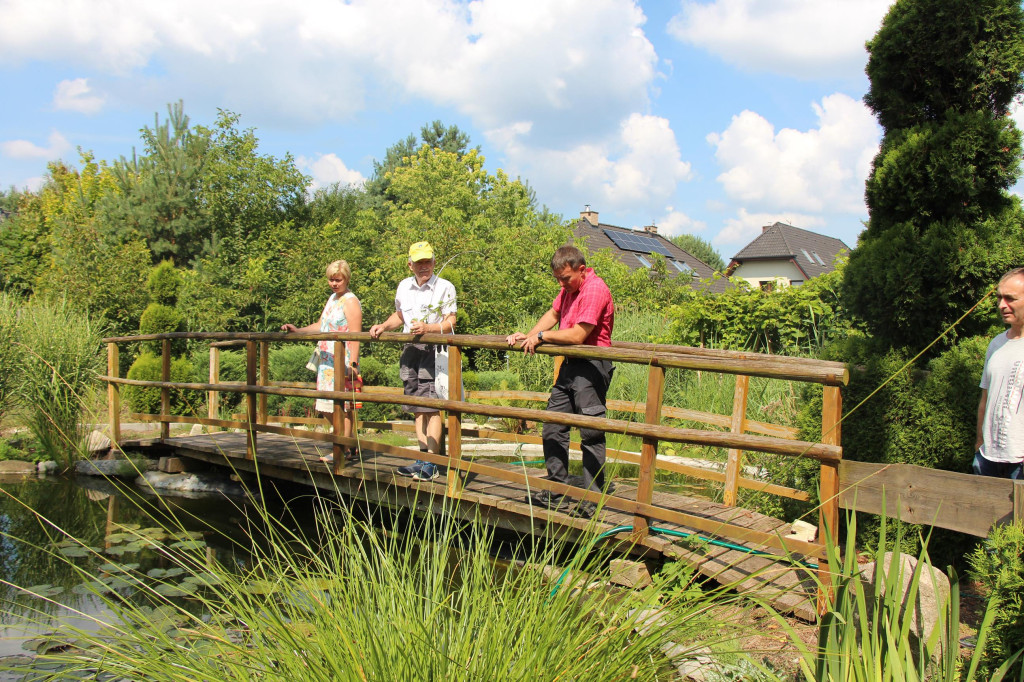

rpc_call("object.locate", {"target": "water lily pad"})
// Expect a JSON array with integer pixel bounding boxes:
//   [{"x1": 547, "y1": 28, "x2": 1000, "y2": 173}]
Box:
[
  {"x1": 104, "y1": 532, "x2": 136, "y2": 544},
  {"x1": 168, "y1": 539, "x2": 207, "y2": 551},
  {"x1": 73, "y1": 580, "x2": 114, "y2": 596},
  {"x1": 21, "y1": 635, "x2": 85, "y2": 655},
  {"x1": 112, "y1": 523, "x2": 141, "y2": 532},
  {"x1": 182, "y1": 572, "x2": 223, "y2": 587},
  {"x1": 147, "y1": 567, "x2": 186, "y2": 579},
  {"x1": 22, "y1": 584, "x2": 64, "y2": 598},
  {"x1": 99, "y1": 562, "x2": 140, "y2": 574},
  {"x1": 57, "y1": 545, "x2": 94, "y2": 558}
]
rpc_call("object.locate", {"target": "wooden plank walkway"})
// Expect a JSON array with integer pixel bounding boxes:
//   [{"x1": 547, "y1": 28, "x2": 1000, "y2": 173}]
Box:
[{"x1": 132, "y1": 431, "x2": 820, "y2": 620}]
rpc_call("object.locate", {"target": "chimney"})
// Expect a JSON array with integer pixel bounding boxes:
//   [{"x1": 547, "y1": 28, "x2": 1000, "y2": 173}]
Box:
[
  {"x1": 762, "y1": 223, "x2": 774, "y2": 233},
  {"x1": 643, "y1": 224, "x2": 658, "y2": 235},
  {"x1": 580, "y1": 204, "x2": 599, "y2": 227}
]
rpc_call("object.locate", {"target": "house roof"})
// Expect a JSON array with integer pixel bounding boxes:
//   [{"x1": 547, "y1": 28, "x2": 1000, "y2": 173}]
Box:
[
  {"x1": 728, "y1": 222, "x2": 850, "y2": 280},
  {"x1": 572, "y1": 215, "x2": 728, "y2": 293}
]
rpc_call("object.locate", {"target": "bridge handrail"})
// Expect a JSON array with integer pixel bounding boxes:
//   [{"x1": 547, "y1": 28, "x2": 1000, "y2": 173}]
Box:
[{"x1": 101, "y1": 330, "x2": 845, "y2": 602}]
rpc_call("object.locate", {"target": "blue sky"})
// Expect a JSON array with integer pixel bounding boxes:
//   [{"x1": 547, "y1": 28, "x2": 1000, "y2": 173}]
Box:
[{"x1": 0, "y1": 0, "x2": 952, "y2": 257}]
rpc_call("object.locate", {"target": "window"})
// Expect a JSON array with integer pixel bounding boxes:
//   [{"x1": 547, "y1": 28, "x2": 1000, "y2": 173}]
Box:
[
  {"x1": 671, "y1": 260, "x2": 693, "y2": 274},
  {"x1": 759, "y1": 280, "x2": 775, "y2": 292},
  {"x1": 790, "y1": 280, "x2": 804, "y2": 287},
  {"x1": 636, "y1": 255, "x2": 652, "y2": 268}
]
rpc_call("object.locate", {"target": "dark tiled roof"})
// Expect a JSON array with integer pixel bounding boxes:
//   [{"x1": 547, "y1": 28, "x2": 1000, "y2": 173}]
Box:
[
  {"x1": 572, "y1": 219, "x2": 728, "y2": 293},
  {"x1": 729, "y1": 222, "x2": 849, "y2": 280}
]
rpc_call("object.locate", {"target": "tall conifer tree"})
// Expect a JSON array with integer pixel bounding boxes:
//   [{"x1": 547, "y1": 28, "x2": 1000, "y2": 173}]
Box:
[{"x1": 844, "y1": 0, "x2": 1024, "y2": 351}]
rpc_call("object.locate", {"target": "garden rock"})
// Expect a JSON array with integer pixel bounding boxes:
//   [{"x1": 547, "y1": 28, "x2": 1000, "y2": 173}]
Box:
[
  {"x1": 859, "y1": 552, "x2": 950, "y2": 659},
  {"x1": 85, "y1": 430, "x2": 111, "y2": 454},
  {"x1": 76, "y1": 458, "x2": 149, "y2": 477},
  {"x1": 136, "y1": 470, "x2": 245, "y2": 496},
  {"x1": 0, "y1": 460, "x2": 37, "y2": 476},
  {"x1": 36, "y1": 461, "x2": 59, "y2": 476}
]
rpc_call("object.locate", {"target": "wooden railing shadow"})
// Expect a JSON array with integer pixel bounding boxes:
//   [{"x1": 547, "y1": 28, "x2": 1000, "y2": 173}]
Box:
[{"x1": 102, "y1": 330, "x2": 849, "y2": 604}]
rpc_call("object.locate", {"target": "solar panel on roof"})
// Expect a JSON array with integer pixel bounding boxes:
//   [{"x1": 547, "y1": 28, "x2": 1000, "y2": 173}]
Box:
[{"x1": 603, "y1": 229, "x2": 674, "y2": 257}]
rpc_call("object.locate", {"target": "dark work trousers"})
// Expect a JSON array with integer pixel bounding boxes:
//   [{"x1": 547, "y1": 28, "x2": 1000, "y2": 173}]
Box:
[{"x1": 542, "y1": 358, "x2": 614, "y2": 493}]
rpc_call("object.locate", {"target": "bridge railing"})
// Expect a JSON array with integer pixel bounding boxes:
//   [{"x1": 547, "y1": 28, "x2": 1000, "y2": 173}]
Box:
[{"x1": 101, "y1": 331, "x2": 847, "y2": 575}]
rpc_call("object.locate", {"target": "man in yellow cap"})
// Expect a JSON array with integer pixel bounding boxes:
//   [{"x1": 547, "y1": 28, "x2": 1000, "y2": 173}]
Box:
[{"x1": 370, "y1": 241, "x2": 457, "y2": 481}]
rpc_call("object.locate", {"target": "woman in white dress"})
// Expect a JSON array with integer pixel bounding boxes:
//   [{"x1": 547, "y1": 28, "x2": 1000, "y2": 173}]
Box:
[{"x1": 281, "y1": 260, "x2": 362, "y2": 462}]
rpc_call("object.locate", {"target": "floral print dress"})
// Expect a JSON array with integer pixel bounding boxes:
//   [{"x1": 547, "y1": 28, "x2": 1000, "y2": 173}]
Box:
[{"x1": 314, "y1": 291, "x2": 361, "y2": 413}]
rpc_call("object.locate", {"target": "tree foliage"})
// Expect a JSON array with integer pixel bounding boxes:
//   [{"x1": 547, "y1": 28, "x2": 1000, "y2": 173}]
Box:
[
  {"x1": 845, "y1": 0, "x2": 1024, "y2": 353},
  {"x1": 669, "y1": 233, "x2": 725, "y2": 272}
]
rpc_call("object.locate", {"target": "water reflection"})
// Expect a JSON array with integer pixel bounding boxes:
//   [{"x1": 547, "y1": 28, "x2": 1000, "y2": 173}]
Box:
[{"x1": 0, "y1": 474, "x2": 315, "y2": 659}]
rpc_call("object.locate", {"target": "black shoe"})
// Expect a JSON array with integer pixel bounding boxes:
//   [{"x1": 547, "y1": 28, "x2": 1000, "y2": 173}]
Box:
[
  {"x1": 569, "y1": 500, "x2": 597, "y2": 519},
  {"x1": 526, "y1": 489, "x2": 566, "y2": 511}
]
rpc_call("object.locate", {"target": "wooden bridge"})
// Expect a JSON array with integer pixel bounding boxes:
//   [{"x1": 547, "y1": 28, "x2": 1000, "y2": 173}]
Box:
[{"x1": 98, "y1": 330, "x2": 1024, "y2": 621}]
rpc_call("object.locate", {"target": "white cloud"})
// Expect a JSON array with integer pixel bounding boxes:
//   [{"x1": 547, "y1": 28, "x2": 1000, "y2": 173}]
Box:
[
  {"x1": 713, "y1": 208, "x2": 823, "y2": 250},
  {"x1": 490, "y1": 112, "x2": 692, "y2": 215},
  {"x1": 708, "y1": 93, "x2": 880, "y2": 215},
  {"x1": 0, "y1": 131, "x2": 71, "y2": 159},
  {"x1": 298, "y1": 153, "x2": 366, "y2": 191},
  {"x1": 0, "y1": 0, "x2": 657, "y2": 137},
  {"x1": 53, "y1": 78, "x2": 105, "y2": 113},
  {"x1": 668, "y1": 0, "x2": 894, "y2": 80},
  {"x1": 656, "y1": 207, "x2": 706, "y2": 237}
]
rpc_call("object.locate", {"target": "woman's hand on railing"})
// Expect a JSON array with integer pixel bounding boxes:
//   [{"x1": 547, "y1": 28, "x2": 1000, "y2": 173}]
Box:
[{"x1": 281, "y1": 324, "x2": 299, "y2": 333}]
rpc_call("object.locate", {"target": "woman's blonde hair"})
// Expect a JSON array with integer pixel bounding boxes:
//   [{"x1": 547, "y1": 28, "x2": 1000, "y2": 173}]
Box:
[{"x1": 326, "y1": 260, "x2": 351, "y2": 282}]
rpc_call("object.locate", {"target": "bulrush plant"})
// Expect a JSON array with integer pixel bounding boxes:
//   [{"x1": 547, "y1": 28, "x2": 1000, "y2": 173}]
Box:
[
  {"x1": 779, "y1": 512, "x2": 1022, "y2": 681},
  {"x1": 15, "y1": 299, "x2": 103, "y2": 468},
  {"x1": 0, "y1": 483, "x2": 752, "y2": 681}
]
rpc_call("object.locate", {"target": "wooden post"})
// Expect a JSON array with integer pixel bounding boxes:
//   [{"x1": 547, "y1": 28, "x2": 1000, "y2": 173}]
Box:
[
  {"x1": 818, "y1": 384, "x2": 842, "y2": 612},
  {"x1": 258, "y1": 341, "x2": 269, "y2": 426},
  {"x1": 446, "y1": 345, "x2": 464, "y2": 497},
  {"x1": 723, "y1": 374, "x2": 750, "y2": 507},
  {"x1": 107, "y1": 343, "x2": 120, "y2": 448},
  {"x1": 208, "y1": 345, "x2": 220, "y2": 430},
  {"x1": 160, "y1": 339, "x2": 171, "y2": 441},
  {"x1": 332, "y1": 340, "x2": 344, "y2": 474},
  {"x1": 1015, "y1": 481, "x2": 1024, "y2": 524},
  {"x1": 245, "y1": 341, "x2": 258, "y2": 460},
  {"x1": 632, "y1": 364, "x2": 666, "y2": 541}
]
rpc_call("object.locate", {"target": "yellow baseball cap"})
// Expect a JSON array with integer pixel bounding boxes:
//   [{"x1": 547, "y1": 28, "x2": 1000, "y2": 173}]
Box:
[{"x1": 408, "y1": 241, "x2": 434, "y2": 261}]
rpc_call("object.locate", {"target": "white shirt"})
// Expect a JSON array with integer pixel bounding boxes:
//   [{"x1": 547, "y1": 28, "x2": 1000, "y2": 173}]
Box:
[
  {"x1": 394, "y1": 274, "x2": 457, "y2": 333},
  {"x1": 979, "y1": 331, "x2": 1024, "y2": 463}
]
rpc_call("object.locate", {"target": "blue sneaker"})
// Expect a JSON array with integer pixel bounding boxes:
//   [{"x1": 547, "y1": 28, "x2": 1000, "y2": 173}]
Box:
[
  {"x1": 396, "y1": 461, "x2": 425, "y2": 478},
  {"x1": 412, "y1": 463, "x2": 440, "y2": 481}
]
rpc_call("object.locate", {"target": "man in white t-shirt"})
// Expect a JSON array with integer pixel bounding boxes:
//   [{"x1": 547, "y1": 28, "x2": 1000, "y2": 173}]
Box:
[
  {"x1": 369, "y1": 241, "x2": 457, "y2": 481},
  {"x1": 975, "y1": 267, "x2": 1024, "y2": 479}
]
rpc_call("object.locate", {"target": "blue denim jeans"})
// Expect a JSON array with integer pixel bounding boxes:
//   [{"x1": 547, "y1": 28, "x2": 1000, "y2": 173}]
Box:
[{"x1": 972, "y1": 450, "x2": 1024, "y2": 479}]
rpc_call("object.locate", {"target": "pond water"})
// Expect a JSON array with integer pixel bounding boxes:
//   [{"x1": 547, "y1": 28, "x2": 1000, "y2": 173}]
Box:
[{"x1": 0, "y1": 473, "x2": 320, "y2": 663}]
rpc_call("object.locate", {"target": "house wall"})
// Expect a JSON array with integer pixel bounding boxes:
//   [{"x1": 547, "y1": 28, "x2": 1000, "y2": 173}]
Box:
[{"x1": 732, "y1": 260, "x2": 805, "y2": 288}]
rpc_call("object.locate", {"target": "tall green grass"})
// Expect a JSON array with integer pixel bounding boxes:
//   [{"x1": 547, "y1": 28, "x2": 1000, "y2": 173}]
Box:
[
  {"x1": 0, "y1": 483, "x2": 757, "y2": 681},
  {"x1": 15, "y1": 299, "x2": 103, "y2": 467},
  {"x1": 0, "y1": 293, "x2": 20, "y2": 423}
]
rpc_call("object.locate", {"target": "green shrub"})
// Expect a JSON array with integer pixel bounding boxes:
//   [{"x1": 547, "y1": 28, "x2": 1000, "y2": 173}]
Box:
[
  {"x1": 968, "y1": 521, "x2": 1024, "y2": 678},
  {"x1": 138, "y1": 303, "x2": 184, "y2": 355},
  {"x1": 270, "y1": 343, "x2": 314, "y2": 383},
  {"x1": 123, "y1": 353, "x2": 196, "y2": 416},
  {"x1": 146, "y1": 260, "x2": 182, "y2": 306},
  {"x1": 16, "y1": 299, "x2": 103, "y2": 466}
]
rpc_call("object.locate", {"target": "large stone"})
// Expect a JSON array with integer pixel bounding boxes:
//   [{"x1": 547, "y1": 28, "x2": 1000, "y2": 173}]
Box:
[
  {"x1": 858, "y1": 552, "x2": 951, "y2": 659},
  {"x1": 0, "y1": 460, "x2": 37, "y2": 476},
  {"x1": 76, "y1": 458, "x2": 148, "y2": 477},
  {"x1": 85, "y1": 430, "x2": 111, "y2": 454},
  {"x1": 37, "y1": 460, "x2": 59, "y2": 476},
  {"x1": 136, "y1": 470, "x2": 245, "y2": 496}
]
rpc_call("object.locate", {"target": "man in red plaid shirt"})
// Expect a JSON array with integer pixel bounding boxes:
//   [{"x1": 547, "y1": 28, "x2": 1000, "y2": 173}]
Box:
[{"x1": 506, "y1": 245, "x2": 615, "y2": 518}]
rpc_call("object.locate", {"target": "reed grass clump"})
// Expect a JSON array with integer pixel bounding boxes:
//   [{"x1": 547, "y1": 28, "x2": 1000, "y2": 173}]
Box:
[
  {"x1": 15, "y1": 299, "x2": 103, "y2": 467},
  {"x1": 0, "y1": 293, "x2": 20, "y2": 423},
  {"x1": 4, "y1": 487, "x2": 746, "y2": 681}
]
